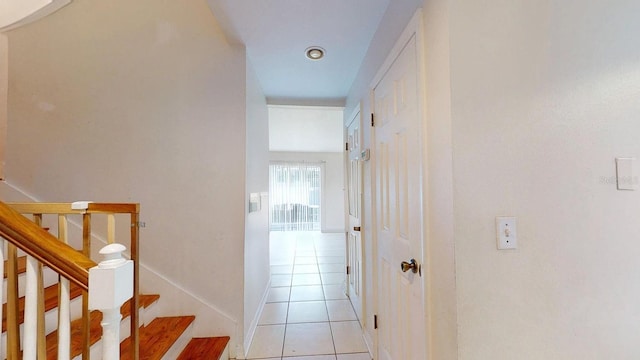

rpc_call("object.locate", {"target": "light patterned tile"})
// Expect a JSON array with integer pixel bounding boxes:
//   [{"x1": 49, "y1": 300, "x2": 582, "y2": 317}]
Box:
[
  {"x1": 272, "y1": 265, "x2": 294, "y2": 274},
  {"x1": 321, "y1": 273, "x2": 345, "y2": 285},
  {"x1": 290, "y1": 285, "x2": 325, "y2": 302},
  {"x1": 323, "y1": 285, "x2": 348, "y2": 300},
  {"x1": 294, "y1": 264, "x2": 320, "y2": 274},
  {"x1": 296, "y1": 250, "x2": 317, "y2": 257},
  {"x1": 259, "y1": 302, "x2": 289, "y2": 325},
  {"x1": 336, "y1": 353, "x2": 371, "y2": 360},
  {"x1": 292, "y1": 273, "x2": 322, "y2": 286},
  {"x1": 283, "y1": 323, "x2": 334, "y2": 357},
  {"x1": 326, "y1": 300, "x2": 357, "y2": 321},
  {"x1": 272, "y1": 274, "x2": 293, "y2": 287},
  {"x1": 267, "y1": 287, "x2": 291, "y2": 303},
  {"x1": 331, "y1": 321, "x2": 368, "y2": 354},
  {"x1": 287, "y1": 301, "x2": 328, "y2": 323},
  {"x1": 319, "y1": 263, "x2": 345, "y2": 274},
  {"x1": 317, "y1": 256, "x2": 344, "y2": 264},
  {"x1": 247, "y1": 324, "x2": 285, "y2": 359},
  {"x1": 295, "y1": 256, "x2": 318, "y2": 265}
]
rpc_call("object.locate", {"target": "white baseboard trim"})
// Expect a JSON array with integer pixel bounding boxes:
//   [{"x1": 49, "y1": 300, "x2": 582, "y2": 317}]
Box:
[
  {"x1": 364, "y1": 328, "x2": 375, "y2": 359},
  {"x1": 239, "y1": 279, "x2": 271, "y2": 359},
  {"x1": 321, "y1": 228, "x2": 346, "y2": 234}
]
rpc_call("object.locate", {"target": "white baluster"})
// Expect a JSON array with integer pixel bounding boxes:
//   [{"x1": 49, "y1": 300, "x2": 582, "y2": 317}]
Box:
[
  {"x1": 58, "y1": 214, "x2": 71, "y2": 360},
  {"x1": 23, "y1": 255, "x2": 38, "y2": 360},
  {"x1": 89, "y1": 243, "x2": 134, "y2": 360},
  {"x1": 57, "y1": 277, "x2": 71, "y2": 360}
]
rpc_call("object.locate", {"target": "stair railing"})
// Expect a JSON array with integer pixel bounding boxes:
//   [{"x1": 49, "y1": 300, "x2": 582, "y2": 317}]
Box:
[{"x1": 1, "y1": 201, "x2": 141, "y2": 360}]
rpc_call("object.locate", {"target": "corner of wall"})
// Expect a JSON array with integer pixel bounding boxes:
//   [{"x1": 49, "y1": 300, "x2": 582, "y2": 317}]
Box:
[
  {"x1": 422, "y1": 0, "x2": 458, "y2": 358},
  {"x1": 0, "y1": 33, "x2": 7, "y2": 180}
]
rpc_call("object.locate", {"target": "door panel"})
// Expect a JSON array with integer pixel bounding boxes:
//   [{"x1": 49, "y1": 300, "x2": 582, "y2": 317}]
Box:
[
  {"x1": 346, "y1": 109, "x2": 363, "y2": 322},
  {"x1": 374, "y1": 33, "x2": 426, "y2": 360}
]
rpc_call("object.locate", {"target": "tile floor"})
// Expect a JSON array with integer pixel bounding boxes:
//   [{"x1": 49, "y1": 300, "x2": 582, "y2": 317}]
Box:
[{"x1": 246, "y1": 231, "x2": 372, "y2": 360}]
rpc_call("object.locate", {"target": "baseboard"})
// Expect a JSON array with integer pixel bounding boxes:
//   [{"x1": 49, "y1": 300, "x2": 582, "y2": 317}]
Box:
[
  {"x1": 240, "y1": 279, "x2": 271, "y2": 359},
  {"x1": 321, "y1": 228, "x2": 346, "y2": 233},
  {"x1": 364, "y1": 327, "x2": 375, "y2": 359}
]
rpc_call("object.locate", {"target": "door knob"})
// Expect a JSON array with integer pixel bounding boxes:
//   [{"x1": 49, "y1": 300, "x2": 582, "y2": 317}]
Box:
[{"x1": 400, "y1": 259, "x2": 418, "y2": 274}]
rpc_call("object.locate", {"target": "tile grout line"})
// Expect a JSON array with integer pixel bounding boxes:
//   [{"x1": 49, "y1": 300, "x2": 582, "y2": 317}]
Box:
[
  {"x1": 266, "y1": 232, "x2": 360, "y2": 360},
  {"x1": 316, "y1": 237, "x2": 339, "y2": 359}
]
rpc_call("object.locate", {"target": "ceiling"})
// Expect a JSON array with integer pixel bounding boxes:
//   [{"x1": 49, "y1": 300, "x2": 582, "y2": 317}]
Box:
[{"x1": 206, "y1": 0, "x2": 391, "y2": 104}]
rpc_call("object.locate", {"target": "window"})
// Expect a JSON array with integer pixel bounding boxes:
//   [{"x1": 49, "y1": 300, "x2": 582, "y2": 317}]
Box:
[{"x1": 269, "y1": 162, "x2": 322, "y2": 231}]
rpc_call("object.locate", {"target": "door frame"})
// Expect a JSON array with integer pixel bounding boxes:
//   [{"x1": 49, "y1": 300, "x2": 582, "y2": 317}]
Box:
[{"x1": 369, "y1": 8, "x2": 429, "y2": 359}]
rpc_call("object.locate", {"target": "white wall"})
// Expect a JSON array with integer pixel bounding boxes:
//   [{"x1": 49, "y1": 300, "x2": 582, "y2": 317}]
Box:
[
  {"x1": 5, "y1": 0, "x2": 248, "y2": 355},
  {"x1": 0, "y1": 181, "x2": 31, "y2": 201},
  {"x1": 269, "y1": 152, "x2": 345, "y2": 233},
  {"x1": 243, "y1": 59, "x2": 270, "y2": 355},
  {"x1": 268, "y1": 105, "x2": 344, "y2": 153},
  {"x1": 449, "y1": 1, "x2": 640, "y2": 358},
  {"x1": 0, "y1": 33, "x2": 6, "y2": 179}
]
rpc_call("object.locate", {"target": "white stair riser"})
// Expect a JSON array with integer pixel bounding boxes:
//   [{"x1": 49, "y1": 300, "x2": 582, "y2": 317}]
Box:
[
  {"x1": 143, "y1": 301, "x2": 158, "y2": 326},
  {"x1": 161, "y1": 322, "x2": 194, "y2": 360},
  {"x1": 221, "y1": 344, "x2": 230, "y2": 360}
]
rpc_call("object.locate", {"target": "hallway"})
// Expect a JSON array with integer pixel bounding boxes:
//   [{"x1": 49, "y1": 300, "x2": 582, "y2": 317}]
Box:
[{"x1": 246, "y1": 231, "x2": 371, "y2": 360}]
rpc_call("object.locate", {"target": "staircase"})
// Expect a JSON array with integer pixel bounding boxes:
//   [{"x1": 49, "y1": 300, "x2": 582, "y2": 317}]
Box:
[{"x1": 0, "y1": 201, "x2": 230, "y2": 360}]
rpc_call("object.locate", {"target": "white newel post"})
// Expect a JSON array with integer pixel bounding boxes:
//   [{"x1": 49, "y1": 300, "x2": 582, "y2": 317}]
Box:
[{"x1": 89, "y1": 243, "x2": 134, "y2": 360}]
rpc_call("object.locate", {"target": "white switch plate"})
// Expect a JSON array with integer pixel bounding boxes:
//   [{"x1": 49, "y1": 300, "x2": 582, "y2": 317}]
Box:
[
  {"x1": 616, "y1": 157, "x2": 637, "y2": 190},
  {"x1": 496, "y1": 217, "x2": 517, "y2": 250}
]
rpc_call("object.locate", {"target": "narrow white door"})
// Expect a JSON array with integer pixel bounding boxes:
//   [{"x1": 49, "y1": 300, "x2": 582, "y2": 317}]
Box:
[
  {"x1": 374, "y1": 31, "x2": 427, "y2": 360},
  {"x1": 346, "y1": 108, "x2": 363, "y2": 322}
]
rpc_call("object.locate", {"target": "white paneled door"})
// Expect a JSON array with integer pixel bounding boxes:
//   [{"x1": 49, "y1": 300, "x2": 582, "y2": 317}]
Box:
[
  {"x1": 346, "y1": 107, "x2": 363, "y2": 322},
  {"x1": 373, "y1": 23, "x2": 427, "y2": 360}
]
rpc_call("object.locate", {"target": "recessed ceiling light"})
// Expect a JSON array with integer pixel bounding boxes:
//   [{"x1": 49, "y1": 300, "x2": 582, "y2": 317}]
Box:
[{"x1": 305, "y1": 47, "x2": 325, "y2": 60}]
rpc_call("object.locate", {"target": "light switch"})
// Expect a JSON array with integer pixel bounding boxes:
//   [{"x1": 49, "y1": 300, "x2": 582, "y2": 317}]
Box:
[
  {"x1": 616, "y1": 158, "x2": 637, "y2": 190},
  {"x1": 496, "y1": 217, "x2": 517, "y2": 250}
]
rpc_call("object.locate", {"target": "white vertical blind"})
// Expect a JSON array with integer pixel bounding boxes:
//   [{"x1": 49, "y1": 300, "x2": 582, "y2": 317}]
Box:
[{"x1": 269, "y1": 162, "x2": 322, "y2": 231}]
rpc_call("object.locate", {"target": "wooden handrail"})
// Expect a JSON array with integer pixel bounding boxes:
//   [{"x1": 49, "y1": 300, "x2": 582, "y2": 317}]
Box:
[
  {"x1": 7, "y1": 202, "x2": 140, "y2": 215},
  {"x1": 0, "y1": 201, "x2": 96, "y2": 290}
]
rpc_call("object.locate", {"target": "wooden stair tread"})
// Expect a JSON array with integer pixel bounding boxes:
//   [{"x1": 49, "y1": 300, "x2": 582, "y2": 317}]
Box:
[
  {"x1": 177, "y1": 337, "x2": 230, "y2": 360},
  {"x1": 3, "y1": 256, "x2": 27, "y2": 278},
  {"x1": 2, "y1": 282, "x2": 83, "y2": 332},
  {"x1": 120, "y1": 316, "x2": 195, "y2": 360},
  {"x1": 45, "y1": 294, "x2": 159, "y2": 359}
]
